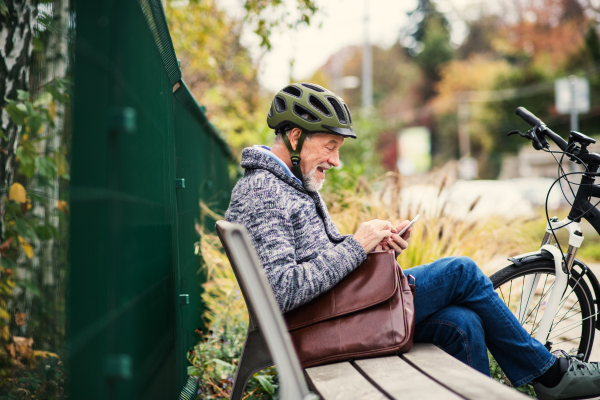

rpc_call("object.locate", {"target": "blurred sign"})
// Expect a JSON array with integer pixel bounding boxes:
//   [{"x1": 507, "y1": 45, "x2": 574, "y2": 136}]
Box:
[
  {"x1": 555, "y1": 76, "x2": 589, "y2": 114},
  {"x1": 341, "y1": 76, "x2": 360, "y2": 89},
  {"x1": 397, "y1": 127, "x2": 431, "y2": 176}
]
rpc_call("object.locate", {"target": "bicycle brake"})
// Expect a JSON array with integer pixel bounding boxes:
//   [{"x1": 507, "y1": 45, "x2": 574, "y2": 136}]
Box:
[{"x1": 507, "y1": 129, "x2": 534, "y2": 139}]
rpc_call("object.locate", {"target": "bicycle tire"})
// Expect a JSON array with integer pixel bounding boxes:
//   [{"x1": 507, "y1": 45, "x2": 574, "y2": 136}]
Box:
[{"x1": 489, "y1": 259, "x2": 596, "y2": 360}]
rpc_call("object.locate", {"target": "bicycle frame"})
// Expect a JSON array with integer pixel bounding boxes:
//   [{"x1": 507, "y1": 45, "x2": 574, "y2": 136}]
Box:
[{"x1": 514, "y1": 167, "x2": 600, "y2": 346}]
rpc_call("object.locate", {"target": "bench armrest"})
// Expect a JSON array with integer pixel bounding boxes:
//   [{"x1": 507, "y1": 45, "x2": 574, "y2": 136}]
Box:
[{"x1": 216, "y1": 221, "x2": 315, "y2": 400}]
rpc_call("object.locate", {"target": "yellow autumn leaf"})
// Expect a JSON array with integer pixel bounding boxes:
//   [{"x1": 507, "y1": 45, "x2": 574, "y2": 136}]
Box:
[
  {"x1": 0, "y1": 326, "x2": 9, "y2": 341},
  {"x1": 57, "y1": 200, "x2": 68, "y2": 214},
  {"x1": 33, "y1": 350, "x2": 59, "y2": 359},
  {"x1": 17, "y1": 236, "x2": 33, "y2": 259},
  {"x1": 49, "y1": 101, "x2": 57, "y2": 120},
  {"x1": 9, "y1": 183, "x2": 26, "y2": 204},
  {"x1": 0, "y1": 308, "x2": 9, "y2": 321}
]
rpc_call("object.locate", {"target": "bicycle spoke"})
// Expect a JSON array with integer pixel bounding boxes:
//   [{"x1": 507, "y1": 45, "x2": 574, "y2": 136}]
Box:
[
  {"x1": 553, "y1": 307, "x2": 582, "y2": 321},
  {"x1": 525, "y1": 279, "x2": 555, "y2": 334},
  {"x1": 498, "y1": 285, "x2": 507, "y2": 305},
  {"x1": 551, "y1": 289, "x2": 582, "y2": 331},
  {"x1": 552, "y1": 337, "x2": 582, "y2": 346},
  {"x1": 526, "y1": 277, "x2": 554, "y2": 322},
  {"x1": 530, "y1": 274, "x2": 552, "y2": 330},
  {"x1": 555, "y1": 275, "x2": 584, "y2": 312},
  {"x1": 520, "y1": 273, "x2": 539, "y2": 325},
  {"x1": 507, "y1": 279, "x2": 513, "y2": 311},
  {"x1": 547, "y1": 312, "x2": 599, "y2": 341}
]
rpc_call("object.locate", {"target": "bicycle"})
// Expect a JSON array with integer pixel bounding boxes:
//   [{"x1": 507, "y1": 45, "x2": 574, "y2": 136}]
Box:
[{"x1": 488, "y1": 107, "x2": 600, "y2": 362}]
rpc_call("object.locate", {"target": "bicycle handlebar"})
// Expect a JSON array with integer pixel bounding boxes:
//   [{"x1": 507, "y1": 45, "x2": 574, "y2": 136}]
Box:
[
  {"x1": 514, "y1": 107, "x2": 572, "y2": 154},
  {"x1": 516, "y1": 107, "x2": 543, "y2": 127}
]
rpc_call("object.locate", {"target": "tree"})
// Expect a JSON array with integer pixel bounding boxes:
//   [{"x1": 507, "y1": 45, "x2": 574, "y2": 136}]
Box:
[
  {"x1": 166, "y1": 0, "x2": 320, "y2": 154},
  {"x1": 0, "y1": 0, "x2": 37, "y2": 240},
  {"x1": 401, "y1": 0, "x2": 454, "y2": 102}
]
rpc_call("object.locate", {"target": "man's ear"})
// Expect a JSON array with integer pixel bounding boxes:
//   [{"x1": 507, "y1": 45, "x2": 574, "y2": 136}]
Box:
[{"x1": 288, "y1": 127, "x2": 302, "y2": 151}]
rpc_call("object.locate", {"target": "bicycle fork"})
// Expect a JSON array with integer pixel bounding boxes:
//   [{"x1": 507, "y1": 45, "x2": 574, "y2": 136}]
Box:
[{"x1": 515, "y1": 217, "x2": 584, "y2": 346}]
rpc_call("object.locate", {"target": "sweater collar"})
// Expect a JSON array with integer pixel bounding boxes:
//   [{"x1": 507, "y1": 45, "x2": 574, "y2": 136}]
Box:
[{"x1": 240, "y1": 146, "x2": 307, "y2": 192}]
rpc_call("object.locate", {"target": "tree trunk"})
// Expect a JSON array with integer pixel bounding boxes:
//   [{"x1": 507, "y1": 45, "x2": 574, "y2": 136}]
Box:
[{"x1": 0, "y1": 0, "x2": 37, "y2": 240}]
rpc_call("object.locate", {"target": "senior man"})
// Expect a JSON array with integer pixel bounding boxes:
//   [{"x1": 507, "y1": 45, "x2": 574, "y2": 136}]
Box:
[{"x1": 225, "y1": 82, "x2": 600, "y2": 400}]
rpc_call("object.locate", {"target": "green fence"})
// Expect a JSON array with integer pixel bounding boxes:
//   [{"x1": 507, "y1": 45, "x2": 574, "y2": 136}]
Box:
[{"x1": 69, "y1": 0, "x2": 233, "y2": 398}]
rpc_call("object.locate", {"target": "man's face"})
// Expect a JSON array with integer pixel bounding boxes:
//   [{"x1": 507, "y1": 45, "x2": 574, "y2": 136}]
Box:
[{"x1": 300, "y1": 133, "x2": 344, "y2": 192}]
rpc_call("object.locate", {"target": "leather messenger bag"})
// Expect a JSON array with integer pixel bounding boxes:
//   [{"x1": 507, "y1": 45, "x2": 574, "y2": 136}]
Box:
[{"x1": 283, "y1": 250, "x2": 416, "y2": 368}]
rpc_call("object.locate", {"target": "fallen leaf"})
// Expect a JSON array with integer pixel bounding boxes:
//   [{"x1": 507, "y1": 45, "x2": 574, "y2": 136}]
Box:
[
  {"x1": 15, "y1": 312, "x2": 26, "y2": 326},
  {"x1": 9, "y1": 183, "x2": 26, "y2": 204}
]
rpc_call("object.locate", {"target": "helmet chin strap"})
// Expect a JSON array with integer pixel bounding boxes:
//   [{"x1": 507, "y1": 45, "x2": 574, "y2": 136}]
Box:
[{"x1": 281, "y1": 130, "x2": 307, "y2": 183}]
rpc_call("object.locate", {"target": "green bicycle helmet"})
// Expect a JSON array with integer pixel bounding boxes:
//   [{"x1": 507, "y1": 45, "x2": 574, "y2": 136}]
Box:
[
  {"x1": 267, "y1": 82, "x2": 356, "y2": 138},
  {"x1": 266, "y1": 82, "x2": 356, "y2": 182}
]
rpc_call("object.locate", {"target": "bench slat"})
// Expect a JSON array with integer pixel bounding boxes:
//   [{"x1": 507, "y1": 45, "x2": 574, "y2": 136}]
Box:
[
  {"x1": 305, "y1": 362, "x2": 389, "y2": 400},
  {"x1": 402, "y1": 343, "x2": 529, "y2": 400},
  {"x1": 354, "y1": 356, "x2": 464, "y2": 400}
]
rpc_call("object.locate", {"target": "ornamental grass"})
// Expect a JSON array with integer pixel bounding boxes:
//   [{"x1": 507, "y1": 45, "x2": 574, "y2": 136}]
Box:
[{"x1": 191, "y1": 171, "x2": 547, "y2": 399}]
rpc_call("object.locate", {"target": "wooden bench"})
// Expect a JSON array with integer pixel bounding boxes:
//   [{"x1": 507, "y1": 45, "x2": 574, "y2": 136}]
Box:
[{"x1": 215, "y1": 221, "x2": 528, "y2": 400}]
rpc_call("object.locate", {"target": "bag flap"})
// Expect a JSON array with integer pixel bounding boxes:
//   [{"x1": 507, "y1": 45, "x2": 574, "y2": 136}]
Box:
[{"x1": 284, "y1": 250, "x2": 399, "y2": 331}]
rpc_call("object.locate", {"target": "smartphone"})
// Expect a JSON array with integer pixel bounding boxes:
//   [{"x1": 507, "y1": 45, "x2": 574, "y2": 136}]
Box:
[{"x1": 397, "y1": 214, "x2": 420, "y2": 236}]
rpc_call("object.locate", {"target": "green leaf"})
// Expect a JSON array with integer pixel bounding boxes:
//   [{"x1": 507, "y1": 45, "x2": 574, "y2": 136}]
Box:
[
  {"x1": 211, "y1": 358, "x2": 233, "y2": 368},
  {"x1": 5, "y1": 103, "x2": 26, "y2": 125},
  {"x1": 19, "y1": 280, "x2": 41, "y2": 297},
  {"x1": 187, "y1": 366, "x2": 202, "y2": 376},
  {"x1": 33, "y1": 92, "x2": 52, "y2": 107},
  {"x1": 15, "y1": 218, "x2": 37, "y2": 242},
  {"x1": 26, "y1": 114, "x2": 43, "y2": 134},
  {"x1": 17, "y1": 147, "x2": 35, "y2": 178},
  {"x1": 54, "y1": 150, "x2": 69, "y2": 177},
  {"x1": 35, "y1": 225, "x2": 55, "y2": 241},
  {"x1": 0, "y1": 0, "x2": 7, "y2": 16},
  {"x1": 1, "y1": 257, "x2": 16, "y2": 270},
  {"x1": 255, "y1": 375, "x2": 275, "y2": 395},
  {"x1": 17, "y1": 90, "x2": 30, "y2": 101},
  {"x1": 35, "y1": 156, "x2": 57, "y2": 179}
]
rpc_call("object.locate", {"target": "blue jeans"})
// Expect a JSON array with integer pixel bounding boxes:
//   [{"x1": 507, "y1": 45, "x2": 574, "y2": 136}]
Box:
[{"x1": 409, "y1": 256, "x2": 555, "y2": 387}]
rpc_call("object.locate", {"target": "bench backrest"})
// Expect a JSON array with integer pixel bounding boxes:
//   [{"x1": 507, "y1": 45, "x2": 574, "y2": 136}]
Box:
[{"x1": 215, "y1": 220, "x2": 313, "y2": 400}]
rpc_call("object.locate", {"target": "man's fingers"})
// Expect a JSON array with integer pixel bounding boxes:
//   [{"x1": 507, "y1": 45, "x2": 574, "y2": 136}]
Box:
[
  {"x1": 396, "y1": 220, "x2": 410, "y2": 231},
  {"x1": 386, "y1": 240, "x2": 402, "y2": 254},
  {"x1": 371, "y1": 219, "x2": 395, "y2": 231},
  {"x1": 390, "y1": 234, "x2": 408, "y2": 249}
]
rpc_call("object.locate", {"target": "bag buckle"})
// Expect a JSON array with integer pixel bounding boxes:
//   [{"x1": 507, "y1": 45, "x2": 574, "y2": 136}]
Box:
[{"x1": 408, "y1": 274, "x2": 416, "y2": 294}]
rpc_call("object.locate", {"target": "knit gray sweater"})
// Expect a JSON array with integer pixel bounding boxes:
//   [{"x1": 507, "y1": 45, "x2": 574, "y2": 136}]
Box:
[{"x1": 225, "y1": 147, "x2": 367, "y2": 313}]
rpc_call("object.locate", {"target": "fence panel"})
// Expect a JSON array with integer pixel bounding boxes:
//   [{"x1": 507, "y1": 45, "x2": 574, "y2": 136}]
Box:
[{"x1": 69, "y1": 0, "x2": 233, "y2": 397}]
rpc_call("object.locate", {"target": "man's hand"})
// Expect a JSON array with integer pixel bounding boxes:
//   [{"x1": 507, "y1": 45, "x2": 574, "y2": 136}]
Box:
[
  {"x1": 377, "y1": 220, "x2": 412, "y2": 257},
  {"x1": 353, "y1": 219, "x2": 396, "y2": 254}
]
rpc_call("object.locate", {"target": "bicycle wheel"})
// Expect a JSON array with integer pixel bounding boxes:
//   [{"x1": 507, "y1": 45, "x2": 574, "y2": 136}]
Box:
[{"x1": 489, "y1": 259, "x2": 596, "y2": 360}]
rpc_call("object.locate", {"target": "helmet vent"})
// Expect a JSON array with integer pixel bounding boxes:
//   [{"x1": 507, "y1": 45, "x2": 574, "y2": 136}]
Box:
[
  {"x1": 274, "y1": 95, "x2": 287, "y2": 113},
  {"x1": 344, "y1": 103, "x2": 352, "y2": 125},
  {"x1": 308, "y1": 95, "x2": 332, "y2": 117},
  {"x1": 326, "y1": 97, "x2": 347, "y2": 124},
  {"x1": 293, "y1": 103, "x2": 320, "y2": 122},
  {"x1": 268, "y1": 106, "x2": 273, "y2": 118},
  {"x1": 301, "y1": 83, "x2": 326, "y2": 92},
  {"x1": 281, "y1": 85, "x2": 302, "y2": 98}
]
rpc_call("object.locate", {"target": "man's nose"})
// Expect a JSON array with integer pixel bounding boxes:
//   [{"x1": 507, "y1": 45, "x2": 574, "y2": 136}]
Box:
[{"x1": 328, "y1": 151, "x2": 340, "y2": 167}]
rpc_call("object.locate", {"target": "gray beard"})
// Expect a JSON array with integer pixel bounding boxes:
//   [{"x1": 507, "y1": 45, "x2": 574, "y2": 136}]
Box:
[{"x1": 303, "y1": 165, "x2": 326, "y2": 192}]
